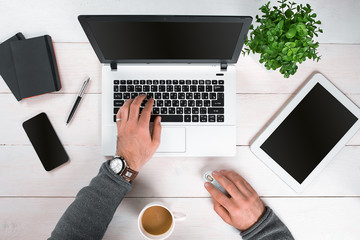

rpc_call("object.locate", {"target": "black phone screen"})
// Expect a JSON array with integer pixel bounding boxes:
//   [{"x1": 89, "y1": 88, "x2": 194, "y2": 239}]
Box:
[{"x1": 23, "y1": 112, "x2": 69, "y2": 171}]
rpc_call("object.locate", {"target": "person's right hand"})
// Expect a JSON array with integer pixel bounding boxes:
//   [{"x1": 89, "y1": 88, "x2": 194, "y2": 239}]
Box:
[{"x1": 204, "y1": 170, "x2": 265, "y2": 231}]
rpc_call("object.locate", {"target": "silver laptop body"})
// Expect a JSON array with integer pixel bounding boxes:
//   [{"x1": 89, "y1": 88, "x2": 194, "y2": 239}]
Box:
[{"x1": 78, "y1": 15, "x2": 252, "y2": 157}]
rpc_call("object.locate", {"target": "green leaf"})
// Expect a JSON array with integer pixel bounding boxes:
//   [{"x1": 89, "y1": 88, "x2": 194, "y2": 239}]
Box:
[
  {"x1": 285, "y1": 9, "x2": 293, "y2": 18},
  {"x1": 285, "y1": 27, "x2": 296, "y2": 38}
]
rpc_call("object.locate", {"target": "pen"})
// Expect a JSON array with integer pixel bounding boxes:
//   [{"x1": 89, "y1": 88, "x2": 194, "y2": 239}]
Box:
[{"x1": 66, "y1": 78, "x2": 90, "y2": 125}]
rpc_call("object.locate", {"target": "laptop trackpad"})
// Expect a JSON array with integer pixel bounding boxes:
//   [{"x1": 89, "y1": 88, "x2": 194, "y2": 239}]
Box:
[{"x1": 156, "y1": 127, "x2": 186, "y2": 153}]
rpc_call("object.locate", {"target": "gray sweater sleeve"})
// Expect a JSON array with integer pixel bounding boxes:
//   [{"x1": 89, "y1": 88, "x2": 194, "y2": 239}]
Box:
[
  {"x1": 49, "y1": 160, "x2": 132, "y2": 240},
  {"x1": 240, "y1": 207, "x2": 294, "y2": 240}
]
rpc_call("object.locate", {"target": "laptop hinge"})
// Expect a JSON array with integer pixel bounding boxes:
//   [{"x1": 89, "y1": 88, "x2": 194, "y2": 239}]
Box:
[
  {"x1": 220, "y1": 62, "x2": 227, "y2": 71},
  {"x1": 110, "y1": 62, "x2": 117, "y2": 70}
]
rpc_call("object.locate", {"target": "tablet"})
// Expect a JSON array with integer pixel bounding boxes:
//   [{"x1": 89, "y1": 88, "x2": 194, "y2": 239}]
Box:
[{"x1": 250, "y1": 73, "x2": 360, "y2": 192}]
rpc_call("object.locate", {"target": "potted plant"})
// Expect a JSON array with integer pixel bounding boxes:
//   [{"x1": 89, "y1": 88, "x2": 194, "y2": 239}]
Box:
[{"x1": 242, "y1": 0, "x2": 323, "y2": 78}]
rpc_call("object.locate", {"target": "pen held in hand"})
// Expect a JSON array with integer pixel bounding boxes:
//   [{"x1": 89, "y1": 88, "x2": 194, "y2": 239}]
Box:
[{"x1": 66, "y1": 77, "x2": 90, "y2": 125}]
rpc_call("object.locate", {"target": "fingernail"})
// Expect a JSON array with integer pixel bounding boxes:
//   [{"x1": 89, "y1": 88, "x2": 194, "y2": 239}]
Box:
[
  {"x1": 204, "y1": 182, "x2": 210, "y2": 187},
  {"x1": 220, "y1": 170, "x2": 226, "y2": 174},
  {"x1": 212, "y1": 170, "x2": 218, "y2": 176},
  {"x1": 158, "y1": 116, "x2": 162, "y2": 122}
]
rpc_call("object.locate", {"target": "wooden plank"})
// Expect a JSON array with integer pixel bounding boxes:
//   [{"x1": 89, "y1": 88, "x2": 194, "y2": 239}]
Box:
[
  {"x1": 1, "y1": 197, "x2": 359, "y2": 239},
  {"x1": 1, "y1": 44, "x2": 359, "y2": 94},
  {"x1": 1, "y1": 145, "x2": 359, "y2": 197},
  {"x1": 1, "y1": 93, "x2": 359, "y2": 146},
  {"x1": 0, "y1": 0, "x2": 359, "y2": 43}
]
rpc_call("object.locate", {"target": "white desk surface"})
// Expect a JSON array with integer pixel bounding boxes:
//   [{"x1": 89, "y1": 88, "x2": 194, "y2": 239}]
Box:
[{"x1": 1, "y1": 0, "x2": 360, "y2": 239}]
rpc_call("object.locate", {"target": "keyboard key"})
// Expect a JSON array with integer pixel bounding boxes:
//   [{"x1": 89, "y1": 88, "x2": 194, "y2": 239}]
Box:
[
  {"x1": 147, "y1": 80, "x2": 152, "y2": 84},
  {"x1": 192, "y1": 108, "x2": 199, "y2": 114},
  {"x1": 120, "y1": 80, "x2": 126, "y2": 84},
  {"x1": 199, "y1": 80, "x2": 204, "y2": 84},
  {"x1": 143, "y1": 85, "x2": 150, "y2": 92},
  {"x1": 186, "y1": 93, "x2": 193, "y2": 99},
  {"x1": 153, "y1": 80, "x2": 159, "y2": 85},
  {"x1": 127, "y1": 80, "x2": 132, "y2": 84},
  {"x1": 159, "y1": 85, "x2": 166, "y2": 92},
  {"x1": 134, "y1": 80, "x2": 139, "y2": 84},
  {"x1": 173, "y1": 80, "x2": 178, "y2": 84},
  {"x1": 114, "y1": 108, "x2": 120, "y2": 114},
  {"x1": 114, "y1": 93, "x2": 122, "y2": 99},
  {"x1": 186, "y1": 80, "x2": 191, "y2": 85},
  {"x1": 178, "y1": 93, "x2": 185, "y2": 99},
  {"x1": 170, "y1": 93, "x2": 177, "y2": 99},
  {"x1": 192, "y1": 115, "x2": 199, "y2": 122},
  {"x1": 162, "y1": 93, "x2": 169, "y2": 99},
  {"x1": 135, "y1": 85, "x2": 142, "y2": 92},
  {"x1": 140, "y1": 80, "x2": 145, "y2": 84},
  {"x1": 151, "y1": 85, "x2": 158, "y2": 92},
  {"x1": 214, "y1": 86, "x2": 224, "y2": 92},
  {"x1": 204, "y1": 100, "x2": 211, "y2": 107},
  {"x1": 218, "y1": 93, "x2": 224, "y2": 100},
  {"x1": 114, "y1": 85, "x2": 119, "y2": 92},
  {"x1": 196, "y1": 100, "x2": 203, "y2": 107},
  {"x1": 194, "y1": 93, "x2": 201, "y2": 99},
  {"x1": 155, "y1": 93, "x2": 162, "y2": 99},
  {"x1": 182, "y1": 85, "x2": 189, "y2": 92},
  {"x1": 174, "y1": 85, "x2": 182, "y2": 92},
  {"x1": 153, "y1": 107, "x2": 160, "y2": 114},
  {"x1": 192, "y1": 80, "x2": 198, "y2": 84},
  {"x1": 131, "y1": 93, "x2": 138, "y2": 98},
  {"x1": 114, "y1": 80, "x2": 120, "y2": 84},
  {"x1": 209, "y1": 115, "x2": 216, "y2": 122},
  {"x1": 176, "y1": 107, "x2": 183, "y2": 114},
  {"x1": 188, "y1": 100, "x2": 195, "y2": 107},
  {"x1": 160, "y1": 80, "x2": 165, "y2": 84},
  {"x1": 205, "y1": 80, "x2": 211, "y2": 85},
  {"x1": 190, "y1": 85, "x2": 197, "y2": 92},
  {"x1": 179, "y1": 80, "x2": 185, "y2": 85},
  {"x1": 166, "y1": 85, "x2": 173, "y2": 92},
  {"x1": 208, "y1": 108, "x2": 224, "y2": 114},
  {"x1": 146, "y1": 93, "x2": 154, "y2": 99},
  {"x1": 200, "y1": 115, "x2": 207, "y2": 122},
  {"x1": 114, "y1": 100, "x2": 125, "y2": 107},
  {"x1": 165, "y1": 100, "x2": 171, "y2": 106},
  {"x1": 161, "y1": 108, "x2": 168, "y2": 114},
  {"x1": 184, "y1": 115, "x2": 191, "y2": 122},
  {"x1": 114, "y1": 115, "x2": 117, "y2": 122},
  {"x1": 166, "y1": 80, "x2": 172, "y2": 84},
  {"x1": 206, "y1": 86, "x2": 212, "y2": 92},
  {"x1": 202, "y1": 93, "x2": 209, "y2": 99},
  {"x1": 180, "y1": 100, "x2": 187, "y2": 107},
  {"x1": 169, "y1": 107, "x2": 175, "y2": 114},
  {"x1": 119, "y1": 86, "x2": 126, "y2": 92},
  {"x1": 212, "y1": 100, "x2": 224, "y2": 107},
  {"x1": 219, "y1": 80, "x2": 224, "y2": 84},
  {"x1": 184, "y1": 107, "x2": 191, "y2": 114},
  {"x1": 124, "y1": 93, "x2": 130, "y2": 99},
  {"x1": 150, "y1": 115, "x2": 183, "y2": 122},
  {"x1": 200, "y1": 108, "x2": 207, "y2": 114},
  {"x1": 212, "y1": 80, "x2": 218, "y2": 84},
  {"x1": 172, "y1": 100, "x2": 179, "y2": 107},
  {"x1": 217, "y1": 115, "x2": 225, "y2": 122},
  {"x1": 127, "y1": 85, "x2": 134, "y2": 92},
  {"x1": 157, "y1": 100, "x2": 164, "y2": 107},
  {"x1": 198, "y1": 85, "x2": 205, "y2": 92},
  {"x1": 210, "y1": 93, "x2": 217, "y2": 99}
]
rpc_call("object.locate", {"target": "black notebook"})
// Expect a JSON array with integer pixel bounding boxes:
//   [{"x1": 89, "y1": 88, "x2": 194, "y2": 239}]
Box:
[{"x1": 0, "y1": 33, "x2": 61, "y2": 101}]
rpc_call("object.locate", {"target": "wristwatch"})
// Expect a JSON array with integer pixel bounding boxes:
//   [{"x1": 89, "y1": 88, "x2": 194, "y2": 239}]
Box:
[{"x1": 109, "y1": 156, "x2": 138, "y2": 182}]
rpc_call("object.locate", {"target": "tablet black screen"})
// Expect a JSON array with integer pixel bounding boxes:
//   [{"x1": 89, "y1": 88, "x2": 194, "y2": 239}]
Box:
[{"x1": 260, "y1": 83, "x2": 358, "y2": 183}]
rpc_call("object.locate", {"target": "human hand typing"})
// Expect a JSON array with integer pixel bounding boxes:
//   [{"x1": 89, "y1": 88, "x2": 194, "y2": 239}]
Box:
[
  {"x1": 115, "y1": 95, "x2": 162, "y2": 171},
  {"x1": 204, "y1": 170, "x2": 265, "y2": 231}
]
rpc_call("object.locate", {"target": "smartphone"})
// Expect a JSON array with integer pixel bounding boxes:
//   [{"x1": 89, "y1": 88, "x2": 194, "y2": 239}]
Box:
[{"x1": 23, "y1": 112, "x2": 69, "y2": 171}]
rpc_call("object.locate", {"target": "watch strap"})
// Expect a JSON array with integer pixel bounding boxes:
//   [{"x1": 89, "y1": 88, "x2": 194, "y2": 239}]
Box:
[{"x1": 121, "y1": 167, "x2": 138, "y2": 182}]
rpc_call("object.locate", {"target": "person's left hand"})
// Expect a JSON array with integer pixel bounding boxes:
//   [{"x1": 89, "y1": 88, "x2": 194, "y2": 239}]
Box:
[{"x1": 115, "y1": 95, "x2": 162, "y2": 171}]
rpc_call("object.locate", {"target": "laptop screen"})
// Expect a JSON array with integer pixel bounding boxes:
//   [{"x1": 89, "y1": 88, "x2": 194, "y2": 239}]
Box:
[{"x1": 79, "y1": 16, "x2": 252, "y2": 64}]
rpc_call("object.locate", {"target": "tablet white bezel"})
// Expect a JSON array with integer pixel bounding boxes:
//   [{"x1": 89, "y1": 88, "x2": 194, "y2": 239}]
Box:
[{"x1": 250, "y1": 73, "x2": 360, "y2": 192}]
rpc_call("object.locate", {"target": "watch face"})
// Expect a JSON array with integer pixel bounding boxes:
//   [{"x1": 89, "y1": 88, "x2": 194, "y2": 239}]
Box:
[{"x1": 110, "y1": 158, "x2": 124, "y2": 174}]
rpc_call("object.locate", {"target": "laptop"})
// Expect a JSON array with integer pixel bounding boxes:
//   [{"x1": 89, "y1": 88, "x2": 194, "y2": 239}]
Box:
[{"x1": 78, "y1": 15, "x2": 252, "y2": 157}]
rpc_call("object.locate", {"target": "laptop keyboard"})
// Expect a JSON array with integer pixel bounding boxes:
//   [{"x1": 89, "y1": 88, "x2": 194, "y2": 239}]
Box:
[{"x1": 113, "y1": 79, "x2": 224, "y2": 123}]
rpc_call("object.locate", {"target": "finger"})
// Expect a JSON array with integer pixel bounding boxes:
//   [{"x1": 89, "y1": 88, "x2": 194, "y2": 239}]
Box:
[
  {"x1": 139, "y1": 98, "x2": 154, "y2": 126},
  {"x1": 212, "y1": 171, "x2": 245, "y2": 200},
  {"x1": 213, "y1": 199, "x2": 232, "y2": 225},
  {"x1": 151, "y1": 116, "x2": 162, "y2": 148},
  {"x1": 220, "y1": 170, "x2": 254, "y2": 197},
  {"x1": 204, "y1": 182, "x2": 233, "y2": 211},
  {"x1": 128, "y1": 94, "x2": 146, "y2": 121},
  {"x1": 118, "y1": 99, "x2": 134, "y2": 124}
]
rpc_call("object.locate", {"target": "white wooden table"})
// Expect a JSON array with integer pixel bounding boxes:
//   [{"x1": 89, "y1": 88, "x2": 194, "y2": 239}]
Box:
[{"x1": 1, "y1": 0, "x2": 360, "y2": 239}]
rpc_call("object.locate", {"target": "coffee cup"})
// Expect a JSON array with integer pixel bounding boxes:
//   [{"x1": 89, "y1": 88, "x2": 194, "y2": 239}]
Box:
[{"x1": 138, "y1": 202, "x2": 186, "y2": 240}]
